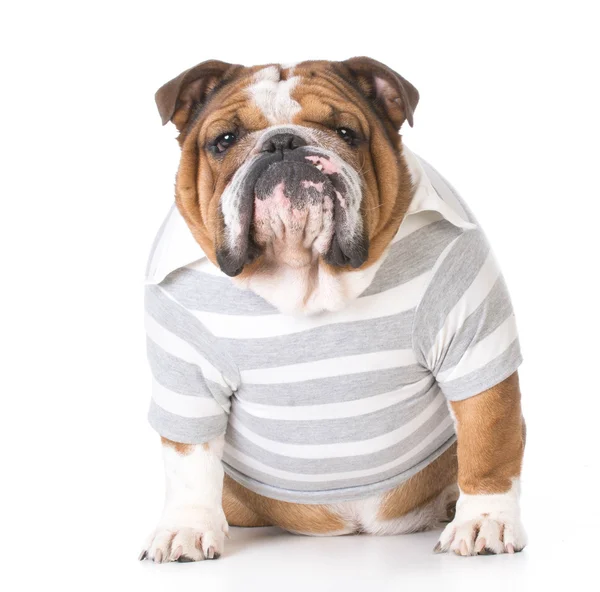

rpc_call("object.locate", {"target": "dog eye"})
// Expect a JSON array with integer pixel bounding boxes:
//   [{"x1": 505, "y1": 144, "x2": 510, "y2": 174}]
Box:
[
  {"x1": 336, "y1": 127, "x2": 358, "y2": 146},
  {"x1": 212, "y1": 132, "x2": 237, "y2": 154}
]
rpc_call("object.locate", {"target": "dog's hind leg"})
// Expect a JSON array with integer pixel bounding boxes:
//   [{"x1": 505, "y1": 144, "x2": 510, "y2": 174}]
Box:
[
  {"x1": 222, "y1": 475, "x2": 274, "y2": 527},
  {"x1": 336, "y1": 443, "x2": 459, "y2": 536},
  {"x1": 222, "y1": 475, "x2": 353, "y2": 535}
]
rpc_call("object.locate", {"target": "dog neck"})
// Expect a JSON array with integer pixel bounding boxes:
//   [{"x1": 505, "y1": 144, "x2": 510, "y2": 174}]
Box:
[
  {"x1": 230, "y1": 245, "x2": 389, "y2": 316},
  {"x1": 231, "y1": 259, "x2": 386, "y2": 316}
]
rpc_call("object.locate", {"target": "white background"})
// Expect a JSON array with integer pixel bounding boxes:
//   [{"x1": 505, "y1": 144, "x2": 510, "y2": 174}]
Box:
[{"x1": 2, "y1": 1, "x2": 599, "y2": 590}]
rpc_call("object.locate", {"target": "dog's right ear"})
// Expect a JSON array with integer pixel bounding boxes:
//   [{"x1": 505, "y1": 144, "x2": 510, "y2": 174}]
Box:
[{"x1": 155, "y1": 60, "x2": 243, "y2": 131}]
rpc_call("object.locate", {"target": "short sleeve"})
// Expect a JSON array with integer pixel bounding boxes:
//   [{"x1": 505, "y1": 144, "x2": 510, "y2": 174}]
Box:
[
  {"x1": 412, "y1": 229, "x2": 523, "y2": 401},
  {"x1": 144, "y1": 279, "x2": 239, "y2": 444}
]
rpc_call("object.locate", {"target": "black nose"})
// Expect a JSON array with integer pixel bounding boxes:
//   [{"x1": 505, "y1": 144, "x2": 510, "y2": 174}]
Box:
[{"x1": 261, "y1": 133, "x2": 307, "y2": 153}]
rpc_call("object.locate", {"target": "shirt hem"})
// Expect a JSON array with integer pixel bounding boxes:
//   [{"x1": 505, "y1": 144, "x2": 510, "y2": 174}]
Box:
[
  {"x1": 147, "y1": 412, "x2": 225, "y2": 446},
  {"x1": 222, "y1": 436, "x2": 457, "y2": 505}
]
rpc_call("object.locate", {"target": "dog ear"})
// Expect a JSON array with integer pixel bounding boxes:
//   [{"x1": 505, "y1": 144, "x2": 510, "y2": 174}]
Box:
[
  {"x1": 341, "y1": 56, "x2": 419, "y2": 129},
  {"x1": 155, "y1": 60, "x2": 243, "y2": 131}
]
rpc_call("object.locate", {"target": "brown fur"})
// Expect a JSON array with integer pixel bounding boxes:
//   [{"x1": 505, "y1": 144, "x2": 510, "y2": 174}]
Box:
[
  {"x1": 450, "y1": 371, "x2": 525, "y2": 495},
  {"x1": 222, "y1": 477, "x2": 273, "y2": 527},
  {"x1": 378, "y1": 442, "x2": 458, "y2": 521},
  {"x1": 161, "y1": 436, "x2": 193, "y2": 456},
  {"x1": 222, "y1": 475, "x2": 346, "y2": 534}
]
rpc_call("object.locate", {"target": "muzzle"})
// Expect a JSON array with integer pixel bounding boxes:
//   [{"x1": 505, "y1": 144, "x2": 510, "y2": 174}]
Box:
[{"x1": 217, "y1": 132, "x2": 369, "y2": 276}]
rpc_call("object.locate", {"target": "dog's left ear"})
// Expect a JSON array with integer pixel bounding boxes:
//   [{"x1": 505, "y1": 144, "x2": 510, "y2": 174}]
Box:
[
  {"x1": 155, "y1": 60, "x2": 243, "y2": 131},
  {"x1": 341, "y1": 56, "x2": 419, "y2": 129}
]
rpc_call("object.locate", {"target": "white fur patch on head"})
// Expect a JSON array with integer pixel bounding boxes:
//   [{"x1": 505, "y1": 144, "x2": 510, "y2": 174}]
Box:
[
  {"x1": 248, "y1": 66, "x2": 301, "y2": 124},
  {"x1": 280, "y1": 62, "x2": 298, "y2": 76}
]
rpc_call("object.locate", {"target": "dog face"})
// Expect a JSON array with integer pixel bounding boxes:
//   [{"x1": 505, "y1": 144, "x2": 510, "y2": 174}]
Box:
[{"x1": 156, "y1": 58, "x2": 419, "y2": 277}]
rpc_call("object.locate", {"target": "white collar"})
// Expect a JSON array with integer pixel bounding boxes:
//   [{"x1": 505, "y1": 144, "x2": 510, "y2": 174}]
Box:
[
  {"x1": 144, "y1": 206, "x2": 207, "y2": 285},
  {"x1": 402, "y1": 145, "x2": 476, "y2": 231},
  {"x1": 145, "y1": 145, "x2": 475, "y2": 285}
]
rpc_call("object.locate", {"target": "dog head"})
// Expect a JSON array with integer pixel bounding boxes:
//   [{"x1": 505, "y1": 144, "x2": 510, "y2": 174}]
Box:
[{"x1": 155, "y1": 57, "x2": 418, "y2": 277}]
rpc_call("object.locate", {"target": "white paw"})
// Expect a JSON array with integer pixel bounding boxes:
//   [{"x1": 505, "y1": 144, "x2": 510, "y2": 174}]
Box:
[
  {"x1": 434, "y1": 483, "x2": 527, "y2": 556},
  {"x1": 139, "y1": 505, "x2": 228, "y2": 563}
]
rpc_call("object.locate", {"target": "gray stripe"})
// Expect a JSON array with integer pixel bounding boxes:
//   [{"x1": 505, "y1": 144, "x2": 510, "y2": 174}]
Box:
[
  {"x1": 441, "y1": 339, "x2": 523, "y2": 401},
  {"x1": 160, "y1": 220, "x2": 460, "y2": 314},
  {"x1": 230, "y1": 387, "x2": 443, "y2": 445},
  {"x1": 147, "y1": 338, "x2": 231, "y2": 408},
  {"x1": 161, "y1": 267, "x2": 278, "y2": 315},
  {"x1": 225, "y1": 398, "x2": 451, "y2": 474},
  {"x1": 361, "y1": 220, "x2": 462, "y2": 297},
  {"x1": 413, "y1": 229, "x2": 489, "y2": 366},
  {"x1": 222, "y1": 430, "x2": 456, "y2": 499},
  {"x1": 148, "y1": 399, "x2": 227, "y2": 445},
  {"x1": 437, "y1": 277, "x2": 514, "y2": 375},
  {"x1": 221, "y1": 310, "x2": 415, "y2": 370},
  {"x1": 145, "y1": 285, "x2": 240, "y2": 386},
  {"x1": 237, "y1": 364, "x2": 430, "y2": 405}
]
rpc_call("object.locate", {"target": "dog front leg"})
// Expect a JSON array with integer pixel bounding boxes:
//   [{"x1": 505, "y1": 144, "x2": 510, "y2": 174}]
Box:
[
  {"x1": 435, "y1": 371, "x2": 527, "y2": 556},
  {"x1": 140, "y1": 435, "x2": 228, "y2": 563}
]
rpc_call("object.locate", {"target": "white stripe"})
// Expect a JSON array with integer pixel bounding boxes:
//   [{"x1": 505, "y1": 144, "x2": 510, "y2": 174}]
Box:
[
  {"x1": 224, "y1": 415, "x2": 454, "y2": 482},
  {"x1": 144, "y1": 312, "x2": 227, "y2": 388},
  {"x1": 436, "y1": 314, "x2": 519, "y2": 383},
  {"x1": 235, "y1": 376, "x2": 433, "y2": 420},
  {"x1": 151, "y1": 378, "x2": 224, "y2": 419},
  {"x1": 192, "y1": 271, "x2": 432, "y2": 339},
  {"x1": 240, "y1": 349, "x2": 417, "y2": 385},
  {"x1": 426, "y1": 250, "x2": 501, "y2": 369},
  {"x1": 228, "y1": 389, "x2": 446, "y2": 458}
]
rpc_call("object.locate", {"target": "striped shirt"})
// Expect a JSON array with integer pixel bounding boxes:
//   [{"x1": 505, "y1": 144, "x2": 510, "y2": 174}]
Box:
[{"x1": 143, "y1": 147, "x2": 523, "y2": 504}]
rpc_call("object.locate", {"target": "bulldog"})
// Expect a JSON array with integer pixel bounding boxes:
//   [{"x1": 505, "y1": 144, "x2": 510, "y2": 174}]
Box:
[{"x1": 140, "y1": 57, "x2": 527, "y2": 563}]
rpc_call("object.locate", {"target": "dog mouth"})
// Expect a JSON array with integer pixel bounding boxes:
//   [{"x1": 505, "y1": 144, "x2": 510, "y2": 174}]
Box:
[
  {"x1": 252, "y1": 159, "x2": 337, "y2": 269},
  {"x1": 217, "y1": 147, "x2": 368, "y2": 277}
]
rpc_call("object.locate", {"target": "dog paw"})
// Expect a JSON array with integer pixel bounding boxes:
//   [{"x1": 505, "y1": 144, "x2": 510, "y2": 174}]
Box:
[
  {"x1": 139, "y1": 506, "x2": 228, "y2": 563},
  {"x1": 434, "y1": 485, "x2": 527, "y2": 556}
]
